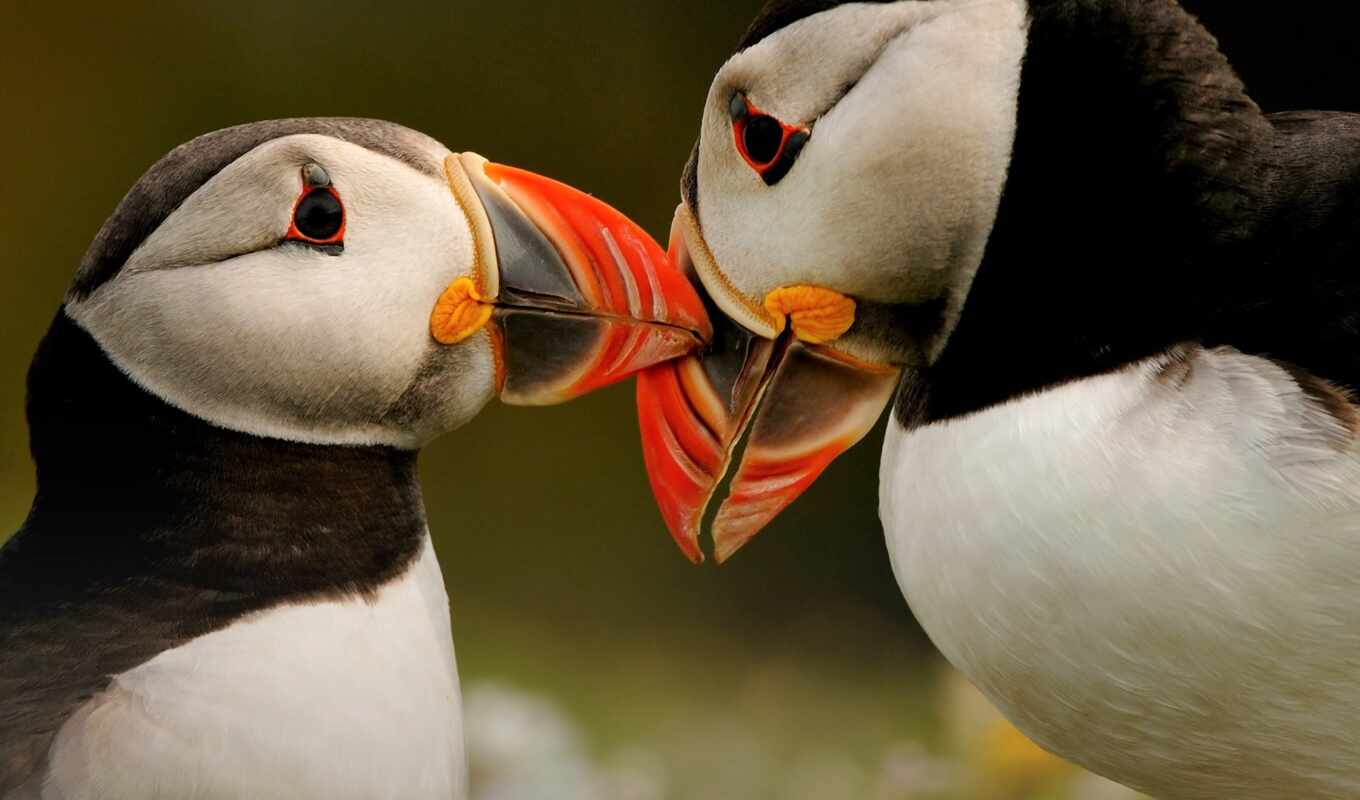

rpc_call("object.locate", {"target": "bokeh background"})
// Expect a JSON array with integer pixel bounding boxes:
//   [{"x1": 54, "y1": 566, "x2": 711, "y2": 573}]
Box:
[{"x1": 2, "y1": 2, "x2": 1358, "y2": 797}]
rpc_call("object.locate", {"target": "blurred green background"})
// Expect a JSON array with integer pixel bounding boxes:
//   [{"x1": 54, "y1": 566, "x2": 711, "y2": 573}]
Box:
[{"x1": 1, "y1": 2, "x2": 1355, "y2": 798}]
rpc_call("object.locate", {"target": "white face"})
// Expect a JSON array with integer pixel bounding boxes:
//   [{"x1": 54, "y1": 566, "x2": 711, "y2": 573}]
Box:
[
  {"x1": 67, "y1": 133, "x2": 495, "y2": 448},
  {"x1": 693, "y1": 0, "x2": 1029, "y2": 363}
]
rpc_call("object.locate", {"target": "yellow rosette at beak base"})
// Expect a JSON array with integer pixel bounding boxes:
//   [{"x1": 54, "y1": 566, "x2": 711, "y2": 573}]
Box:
[
  {"x1": 763, "y1": 285, "x2": 856, "y2": 344},
  {"x1": 431, "y1": 277, "x2": 494, "y2": 345}
]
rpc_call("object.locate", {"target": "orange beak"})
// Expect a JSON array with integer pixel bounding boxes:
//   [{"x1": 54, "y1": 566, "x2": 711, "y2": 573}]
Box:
[
  {"x1": 636, "y1": 212, "x2": 900, "y2": 564},
  {"x1": 436, "y1": 154, "x2": 711, "y2": 404}
]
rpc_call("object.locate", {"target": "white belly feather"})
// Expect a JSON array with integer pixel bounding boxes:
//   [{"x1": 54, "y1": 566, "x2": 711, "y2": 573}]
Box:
[
  {"x1": 32, "y1": 535, "x2": 465, "y2": 800},
  {"x1": 882, "y1": 347, "x2": 1360, "y2": 799}
]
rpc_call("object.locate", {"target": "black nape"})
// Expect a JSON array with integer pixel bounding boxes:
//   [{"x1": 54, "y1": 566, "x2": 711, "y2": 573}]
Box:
[{"x1": 911, "y1": 0, "x2": 1360, "y2": 426}]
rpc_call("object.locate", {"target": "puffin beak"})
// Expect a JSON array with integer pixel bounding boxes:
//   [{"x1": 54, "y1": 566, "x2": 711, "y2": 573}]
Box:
[
  {"x1": 636, "y1": 206, "x2": 901, "y2": 564},
  {"x1": 434, "y1": 153, "x2": 712, "y2": 404}
]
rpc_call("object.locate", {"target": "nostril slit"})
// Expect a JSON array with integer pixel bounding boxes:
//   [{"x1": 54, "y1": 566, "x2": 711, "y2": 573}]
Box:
[{"x1": 743, "y1": 116, "x2": 784, "y2": 164}]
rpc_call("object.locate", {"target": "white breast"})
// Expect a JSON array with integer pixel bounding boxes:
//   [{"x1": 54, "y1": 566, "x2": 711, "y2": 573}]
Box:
[
  {"x1": 882, "y1": 347, "x2": 1360, "y2": 799},
  {"x1": 31, "y1": 535, "x2": 465, "y2": 800}
]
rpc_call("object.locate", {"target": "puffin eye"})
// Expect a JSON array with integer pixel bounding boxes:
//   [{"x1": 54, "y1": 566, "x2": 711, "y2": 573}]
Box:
[
  {"x1": 293, "y1": 191, "x2": 344, "y2": 241},
  {"x1": 743, "y1": 116, "x2": 785, "y2": 165},
  {"x1": 729, "y1": 92, "x2": 811, "y2": 187},
  {"x1": 285, "y1": 165, "x2": 345, "y2": 250}
]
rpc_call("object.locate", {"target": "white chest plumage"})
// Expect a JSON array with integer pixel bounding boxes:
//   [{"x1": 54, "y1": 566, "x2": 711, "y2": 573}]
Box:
[
  {"x1": 882, "y1": 347, "x2": 1360, "y2": 799},
  {"x1": 26, "y1": 536, "x2": 465, "y2": 800}
]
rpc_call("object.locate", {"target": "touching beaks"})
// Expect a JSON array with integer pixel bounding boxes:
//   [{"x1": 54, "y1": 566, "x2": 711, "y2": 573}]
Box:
[
  {"x1": 434, "y1": 153, "x2": 713, "y2": 405},
  {"x1": 636, "y1": 206, "x2": 901, "y2": 564}
]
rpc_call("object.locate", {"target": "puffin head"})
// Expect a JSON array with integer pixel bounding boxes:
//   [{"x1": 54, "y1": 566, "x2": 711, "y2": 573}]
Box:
[
  {"x1": 63, "y1": 118, "x2": 710, "y2": 448},
  {"x1": 636, "y1": 0, "x2": 1030, "y2": 561}
]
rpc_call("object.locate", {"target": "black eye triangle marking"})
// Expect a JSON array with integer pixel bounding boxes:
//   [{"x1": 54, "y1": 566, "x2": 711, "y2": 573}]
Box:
[{"x1": 760, "y1": 129, "x2": 810, "y2": 186}]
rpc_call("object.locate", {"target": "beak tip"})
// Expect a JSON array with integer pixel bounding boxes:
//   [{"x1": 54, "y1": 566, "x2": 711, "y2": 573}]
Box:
[
  {"x1": 666, "y1": 518, "x2": 706, "y2": 565},
  {"x1": 712, "y1": 525, "x2": 755, "y2": 566}
]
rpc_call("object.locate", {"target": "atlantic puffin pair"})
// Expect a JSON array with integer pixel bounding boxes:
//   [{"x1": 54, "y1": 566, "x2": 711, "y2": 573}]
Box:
[
  {"x1": 0, "y1": 118, "x2": 708, "y2": 799},
  {"x1": 640, "y1": 1, "x2": 1360, "y2": 797}
]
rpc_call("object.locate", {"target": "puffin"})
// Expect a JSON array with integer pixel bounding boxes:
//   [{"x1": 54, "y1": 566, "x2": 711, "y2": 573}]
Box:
[
  {"x1": 0, "y1": 117, "x2": 709, "y2": 799},
  {"x1": 636, "y1": 1, "x2": 1360, "y2": 797}
]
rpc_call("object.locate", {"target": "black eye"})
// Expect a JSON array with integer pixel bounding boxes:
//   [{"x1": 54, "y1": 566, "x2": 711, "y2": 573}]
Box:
[
  {"x1": 742, "y1": 115, "x2": 785, "y2": 165},
  {"x1": 292, "y1": 189, "x2": 344, "y2": 242},
  {"x1": 729, "y1": 92, "x2": 811, "y2": 187}
]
